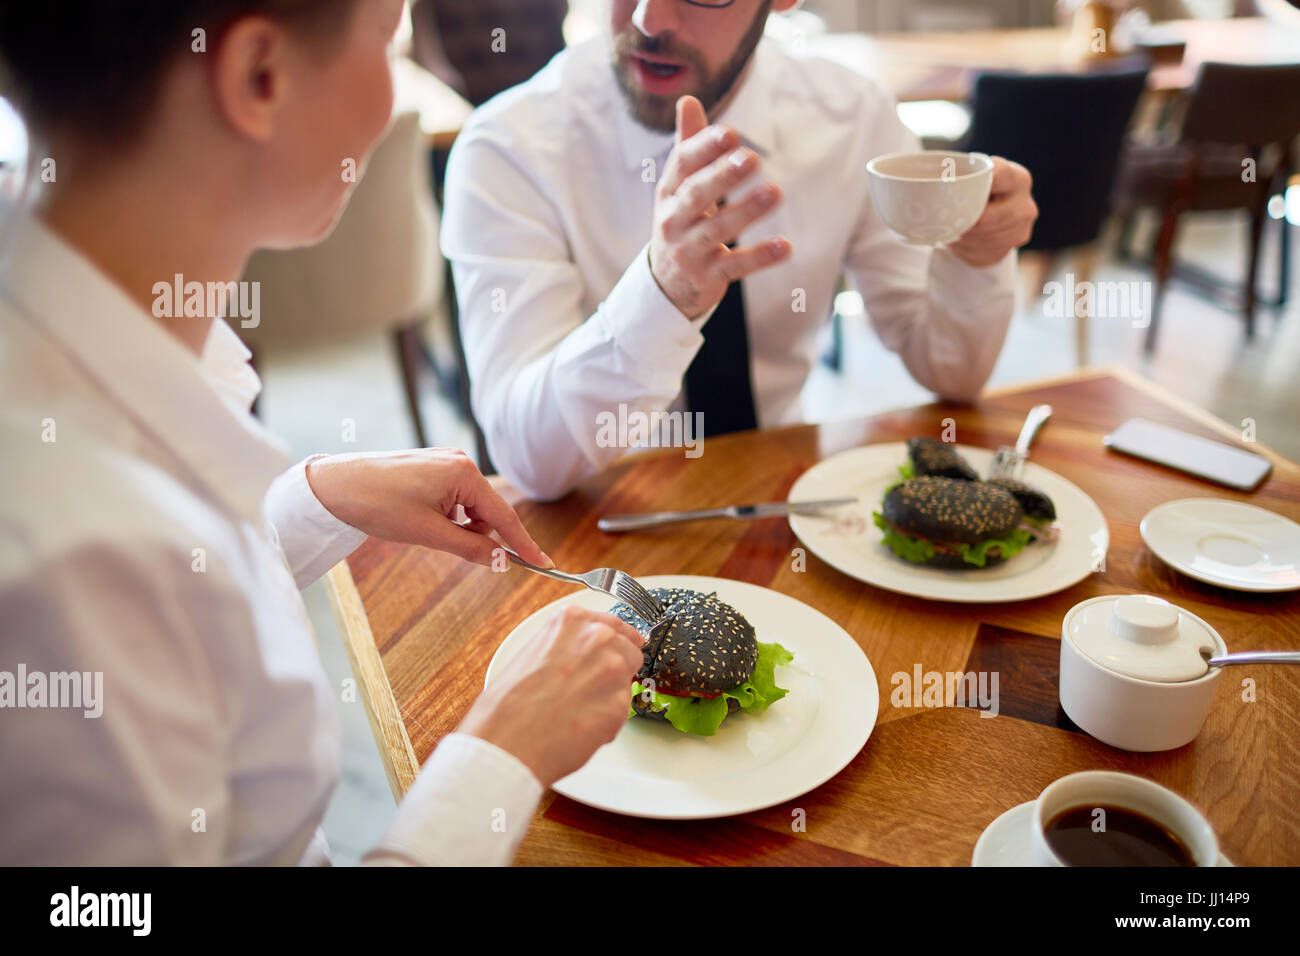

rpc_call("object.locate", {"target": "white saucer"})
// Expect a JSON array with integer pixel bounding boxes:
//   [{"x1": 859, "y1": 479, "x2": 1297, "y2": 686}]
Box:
[
  {"x1": 1140, "y1": 498, "x2": 1300, "y2": 592},
  {"x1": 971, "y1": 801, "x2": 1235, "y2": 866},
  {"x1": 972, "y1": 801, "x2": 1037, "y2": 866}
]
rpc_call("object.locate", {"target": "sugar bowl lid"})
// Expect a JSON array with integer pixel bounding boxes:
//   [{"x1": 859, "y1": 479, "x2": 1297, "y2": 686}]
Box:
[{"x1": 1065, "y1": 594, "x2": 1222, "y2": 682}]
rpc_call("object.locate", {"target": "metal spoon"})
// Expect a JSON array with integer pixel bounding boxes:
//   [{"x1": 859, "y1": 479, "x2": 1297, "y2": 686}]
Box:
[{"x1": 1201, "y1": 649, "x2": 1300, "y2": 667}]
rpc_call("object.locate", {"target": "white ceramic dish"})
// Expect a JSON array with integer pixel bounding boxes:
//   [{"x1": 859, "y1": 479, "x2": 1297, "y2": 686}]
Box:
[
  {"x1": 787, "y1": 442, "x2": 1108, "y2": 603},
  {"x1": 1140, "y1": 498, "x2": 1300, "y2": 593},
  {"x1": 484, "y1": 575, "x2": 878, "y2": 819},
  {"x1": 1059, "y1": 595, "x2": 1228, "y2": 752}
]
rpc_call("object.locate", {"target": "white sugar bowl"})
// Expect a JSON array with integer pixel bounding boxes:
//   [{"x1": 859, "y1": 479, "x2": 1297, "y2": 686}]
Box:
[{"x1": 1059, "y1": 594, "x2": 1228, "y2": 752}]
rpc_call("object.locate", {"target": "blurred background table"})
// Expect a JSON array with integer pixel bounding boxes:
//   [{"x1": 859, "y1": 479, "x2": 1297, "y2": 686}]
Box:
[
  {"x1": 388, "y1": 16, "x2": 1300, "y2": 147},
  {"x1": 806, "y1": 15, "x2": 1300, "y2": 102},
  {"x1": 327, "y1": 367, "x2": 1300, "y2": 866}
]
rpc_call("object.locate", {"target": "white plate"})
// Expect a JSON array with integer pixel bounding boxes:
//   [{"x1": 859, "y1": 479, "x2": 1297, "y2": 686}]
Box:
[
  {"x1": 1140, "y1": 498, "x2": 1300, "y2": 593},
  {"x1": 972, "y1": 801, "x2": 1234, "y2": 866},
  {"x1": 484, "y1": 575, "x2": 878, "y2": 819},
  {"x1": 788, "y1": 443, "x2": 1108, "y2": 603}
]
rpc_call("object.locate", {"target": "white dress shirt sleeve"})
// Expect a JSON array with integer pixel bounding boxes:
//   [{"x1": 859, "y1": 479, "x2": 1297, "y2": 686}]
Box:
[
  {"x1": 361, "y1": 733, "x2": 544, "y2": 866},
  {"x1": 845, "y1": 92, "x2": 1017, "y2": 403},
  {"x1": 0, "y1": 541, "x2": 237, "y2": 865},
  {"x1": 2, "y1": 530, "x2": 544, "y2": 867},
  {"x1": 442, "y1": 131, "x2": 705, "y2": 501},
  {"x1": 263, "y1": 456, "x2": 368, "y2": 589}
]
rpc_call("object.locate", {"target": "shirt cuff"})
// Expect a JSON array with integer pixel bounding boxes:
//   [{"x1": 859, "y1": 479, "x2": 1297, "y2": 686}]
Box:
[
  {"x1": 263, "y1": 456, "x2": 368, "y2": 589},
  {"x1": 593, "y1": 243, "x2": 706, "y2": 373},
  {"x1": 929, "y1": 245, "x2": 1018, "y2": 318},
  {"x1": 363, "y1": 733, "x2": 545, "y2": 867}
]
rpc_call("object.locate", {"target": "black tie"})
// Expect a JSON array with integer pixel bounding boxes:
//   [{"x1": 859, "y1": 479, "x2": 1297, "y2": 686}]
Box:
[{"x1": 683, "y1": 276, "x2": 758, "y2": 437}]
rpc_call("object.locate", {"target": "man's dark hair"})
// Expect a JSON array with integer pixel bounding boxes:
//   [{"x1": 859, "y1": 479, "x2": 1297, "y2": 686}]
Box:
[{"x1": 0, "y1": 1, "x2": 358, "y2": 147}]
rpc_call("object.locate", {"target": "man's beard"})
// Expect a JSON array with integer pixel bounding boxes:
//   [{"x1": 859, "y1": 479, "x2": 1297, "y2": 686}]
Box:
[{"x1": 611, "y1": 2, "x2": 772, "y2": 133}]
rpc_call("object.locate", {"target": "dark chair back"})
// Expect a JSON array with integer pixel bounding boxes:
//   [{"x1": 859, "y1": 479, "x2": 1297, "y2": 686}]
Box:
[
  {"x1": 965, "y1": 64, "x2": 1150, "y2": 250},
  {"x1": 1179, "y1": 62, "x2": 1300, "y2": 148},
  {"x1": 410, "y1": 0, "x2": 567, "y2": 107}
]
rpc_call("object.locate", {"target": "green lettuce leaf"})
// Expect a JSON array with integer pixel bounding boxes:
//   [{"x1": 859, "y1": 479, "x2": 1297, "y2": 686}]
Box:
[
  {"x1": 873, "y1": 511, "x2": 1034, "y2": 567},
  {"x1": 723, "y1": 641, "x2": 794, "y2": 714},
  {"x1": 883, "y1": 460, "x2": 915, "y2": 494},
  {"x1": 873, "y1": 510, "x2": 936, "y2": 563},
  {"x1": 629, "y1": 641, "x2": 793, "y2": 736},
  {"x1": 955, "y1": 527, "x2": 1034, "y2": 566}
]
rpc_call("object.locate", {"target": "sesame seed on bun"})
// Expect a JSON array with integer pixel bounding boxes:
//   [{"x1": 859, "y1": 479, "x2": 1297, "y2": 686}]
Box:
[
  {"x1": 907, "y1": 437, "x2": 979, "y2": 482},
  {"x1": 609, "y1": 587, "x2": 758, "y2": 700},
  {"x1": 986, "y1": 476, "x2": 1056, "y2": 522}
]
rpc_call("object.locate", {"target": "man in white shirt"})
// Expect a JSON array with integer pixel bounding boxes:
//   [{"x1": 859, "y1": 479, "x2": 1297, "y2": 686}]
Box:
[
  {"x1": 443, "y1": 0, "x2": 1038, "y2": 500},
  {"x1": 0, "y1": 0, "x2": 644, "y2": 865}
]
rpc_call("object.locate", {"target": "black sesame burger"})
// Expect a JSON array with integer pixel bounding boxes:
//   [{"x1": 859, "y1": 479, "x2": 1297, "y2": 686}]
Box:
[
  {"x1": 608, "y1": 588, "x2": 793, "y2": 736},
  {"x1": 874, "y1": 437, "x2": 1061, "y2": 568},
  {"x1": 875, "y1": 476, "x2": 1031, "y2": 568},
  {"x1": 907, "y1": 436, "x2": 979, "y2": 482}
]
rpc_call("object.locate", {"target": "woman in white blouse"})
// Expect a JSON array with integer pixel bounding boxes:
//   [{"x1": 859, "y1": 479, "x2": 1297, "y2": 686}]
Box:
[{"x1": 0, "y1": 0, "x2": 644, "y2": 865}]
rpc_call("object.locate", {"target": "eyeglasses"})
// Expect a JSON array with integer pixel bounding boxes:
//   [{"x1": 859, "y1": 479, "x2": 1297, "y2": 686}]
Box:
[{"x1": 682, "y1": 0, "x2": 738, "y2": 7}]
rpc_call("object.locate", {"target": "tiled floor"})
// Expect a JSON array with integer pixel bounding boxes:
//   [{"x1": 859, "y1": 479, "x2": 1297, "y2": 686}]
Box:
[{"x1": 257, "y1": 207, "x2": 1297, "y2": 864}]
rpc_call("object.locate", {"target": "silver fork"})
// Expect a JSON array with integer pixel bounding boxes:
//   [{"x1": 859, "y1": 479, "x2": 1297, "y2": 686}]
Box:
[
  {"x1": 989, "y1": 403, "x2": 1053, "y2": 479},
  {"x1": 501, "y1": 548, "x2": 666, "y2": 626}
]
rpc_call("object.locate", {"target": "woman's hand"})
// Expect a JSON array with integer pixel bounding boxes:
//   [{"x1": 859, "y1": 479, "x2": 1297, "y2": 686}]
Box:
[
  {"x1": 305, "y1": 448, "x2": 552, "y2": 568},
  {"x1": 458, "y1": 606, "x2": 646, "y2": 786}
]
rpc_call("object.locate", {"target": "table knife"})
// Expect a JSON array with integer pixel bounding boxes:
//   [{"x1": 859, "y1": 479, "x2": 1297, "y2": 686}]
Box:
[{"x1": 597, "y1": 497, "x2": 857, "y2": 533}]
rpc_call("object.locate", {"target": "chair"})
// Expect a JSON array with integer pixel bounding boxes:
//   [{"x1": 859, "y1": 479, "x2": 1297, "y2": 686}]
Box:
[
  {"x1": 963, "y1": 64, "x2": 1150, "y2": 365},
  {"x1": 239, "y1": 112, "x2": 441, "y2": 446},
  {"x1": 407, "y1": 0, "x2": 566, "y2": 469},
  {"x1": 1112, "y1": 61, "x2": 1300, "y2": 353},
  {"x1": 408, "y1": 0, "x2": 567, "y2": 107}
]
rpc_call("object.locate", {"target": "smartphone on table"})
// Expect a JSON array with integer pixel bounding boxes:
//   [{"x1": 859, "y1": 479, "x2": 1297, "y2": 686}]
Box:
[{"x1": 1103, "y1": 419, "x2": 1272, "y2": 491}]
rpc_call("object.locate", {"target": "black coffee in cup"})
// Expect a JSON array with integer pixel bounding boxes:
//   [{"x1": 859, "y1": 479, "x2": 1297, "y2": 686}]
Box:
[{"x1": 1044, "y1": 804, "x2": 1197, "y2": 866}]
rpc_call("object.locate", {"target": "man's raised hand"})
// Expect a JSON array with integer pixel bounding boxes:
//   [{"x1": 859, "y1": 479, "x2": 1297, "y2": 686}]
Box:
[{"x1": 648, "y1": 95, "x2": 792, "y2": 319}]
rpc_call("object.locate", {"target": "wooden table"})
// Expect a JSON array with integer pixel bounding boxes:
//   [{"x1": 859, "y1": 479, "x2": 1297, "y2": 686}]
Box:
[
  {"x1": 327, "y1": 367, "x2": 1300, "y2": 865},
  {"x1": 808, "y1": 16, "x2": 1300, "y2": 102}
]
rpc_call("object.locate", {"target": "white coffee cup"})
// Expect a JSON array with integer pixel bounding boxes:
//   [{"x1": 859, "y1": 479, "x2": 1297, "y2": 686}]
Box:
[
  {"x1": 866, "y1": 150, "x2": 994, "y2": 245},
  {"x1": 1031, "y1": 771, "x2": 1221, "y2": 867}
]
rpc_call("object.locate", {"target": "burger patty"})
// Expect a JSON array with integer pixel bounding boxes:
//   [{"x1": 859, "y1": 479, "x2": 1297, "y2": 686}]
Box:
[
  {"x1": 907, "y1": 437, "x2": 979, "y2": 481},
  {"x1": 609, "y1": 587, "x2": 758, "y2": 698},
  {"x1": 882, "y1": 476, "x2": 1023, "y2": 546}
]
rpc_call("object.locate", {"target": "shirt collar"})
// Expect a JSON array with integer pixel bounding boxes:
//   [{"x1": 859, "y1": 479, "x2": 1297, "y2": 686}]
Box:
[
  {"x1": 612, "y1": 37, "x2": 777, "y2": 174},
  {"x1": 712, "y1": 40, "x2": 777, "y2": 159},
  {"x1": 0, "y1": 202, "x2": 292, "y2": 521}
]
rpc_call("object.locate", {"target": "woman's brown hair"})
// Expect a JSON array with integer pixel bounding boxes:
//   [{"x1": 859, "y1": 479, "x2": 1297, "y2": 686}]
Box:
[{"x1": 0, "y1": 1, "x2": 359, "y2": 147}]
